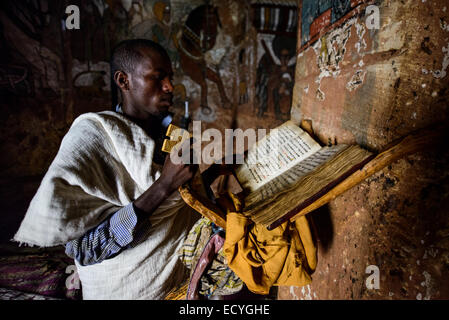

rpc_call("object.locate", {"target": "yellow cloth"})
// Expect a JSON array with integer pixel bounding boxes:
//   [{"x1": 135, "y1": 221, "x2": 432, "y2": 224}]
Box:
[{"x1": 223, "y1": 212, "x2": 317, "y2": 295}]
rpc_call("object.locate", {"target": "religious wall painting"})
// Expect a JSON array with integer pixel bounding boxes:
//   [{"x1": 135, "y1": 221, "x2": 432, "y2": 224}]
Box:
[
  {"x1": 177, "y1": 4, "x2": 232, "y2": 116},
  {"x1": 0, "y1": 0, "x2": 65, "y2": 96},
  {"x1": 149, "y1": 1, "x2": 181, "y2": 71},
  {"x1": 238, "y1": 49, "x2": 249, "y2": 106},
  {"x1": 251, "y1": 1, "x2": 298, "y2": 120},
  {"x1": 0, "y1": 0, "x2": 251, "y2": 123},
  {"x1": 0, "y1": 64, "x2": 33, "y2": 96},
  {"x1": 297, "y1": 0, "x2": 374, "y2": 104},
  {"x1": 299, "y1": 0, "x2": 366, "y2": 53},
  {"x1": 72, "y1": 60, "x2": 110, "y2": 98},
  {"x1": 255, "y1": 34, "x2": 296, "y2": 120}
]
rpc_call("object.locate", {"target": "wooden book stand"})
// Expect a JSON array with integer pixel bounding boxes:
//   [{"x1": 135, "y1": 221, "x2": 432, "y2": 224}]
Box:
[{"x1": 163, "y1": 122, "x2": 447, "y2": 230}]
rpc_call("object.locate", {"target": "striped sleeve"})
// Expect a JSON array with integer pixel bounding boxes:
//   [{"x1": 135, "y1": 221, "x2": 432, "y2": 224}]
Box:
[{"x1": 65, "y1": 203, "x2": 149, "y2": 266}]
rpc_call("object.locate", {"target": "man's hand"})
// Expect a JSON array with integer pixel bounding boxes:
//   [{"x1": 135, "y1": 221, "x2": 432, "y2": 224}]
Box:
[
  {"x1": 133, "y1": 139, "x2": 197, "y2": 218},
  {"x1": 158, "y1": 152, "x2": 197, "y2": 194}
]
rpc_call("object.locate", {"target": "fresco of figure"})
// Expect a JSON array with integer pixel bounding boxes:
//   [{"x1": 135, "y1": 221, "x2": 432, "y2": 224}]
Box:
[
  {"x1": 177, "y1": 4, "x2": 231, "y2": 114},
  {"x1": 151, "y1": 1, "x2": 180, "y2": 70},
  {"x1": 256, "y1": 35, "x2": 296, "y2": 120}
]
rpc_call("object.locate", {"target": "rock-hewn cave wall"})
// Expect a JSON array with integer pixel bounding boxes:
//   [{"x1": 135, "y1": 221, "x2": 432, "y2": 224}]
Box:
[{"x1": 278, "y1": 0, "x2": 449, "y2": 300}]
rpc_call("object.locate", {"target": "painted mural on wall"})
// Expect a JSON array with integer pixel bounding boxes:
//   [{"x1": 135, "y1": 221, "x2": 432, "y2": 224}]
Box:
[
  {"x1": 0, "y1": 65, "x2": 33, "y2": 96},
  {"x1": 177, "y1": 4, "x2": 231, "y2": 115},
  {"x1": 0, "y1": 1, "x2": 64, "y2": 97},
  {"x1": 0, "y1": 0, "x2": 309, "y2": 125},
  {"x1": 125, "y1": 0, "x2": 249, "y2": 122},
  {"x1": 299, "y1": 0, "x2": 365, "y2": 52},
  {"x1": 255, "y1": 34, "x2": 296, "y2": 120},
  {"x1": 251, "y1": 0, "x2": 298, "y2": 120},
  {"x1": 0, "y1": 0, "x2": 252, "y2": 123}
]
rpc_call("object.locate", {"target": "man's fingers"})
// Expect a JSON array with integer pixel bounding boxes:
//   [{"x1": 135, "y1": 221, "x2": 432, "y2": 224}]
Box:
[
  {"x1": 189, "y1": 163, "x2": 198, "y2": 171},
  {"x1": 183, "y1": 164, "x2": 196, "y2": 177},
  {"x1": 175, "y1": 167, "x2": 194, "y2": 186},
  {"x1": 173, "y1": 137, "x2": 199, "y2": 165}
]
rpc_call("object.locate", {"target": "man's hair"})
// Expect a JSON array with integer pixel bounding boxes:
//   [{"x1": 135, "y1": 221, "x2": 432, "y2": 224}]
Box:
[{"x1": 111, "y1": 39, "x2": 169, "y2": 78}]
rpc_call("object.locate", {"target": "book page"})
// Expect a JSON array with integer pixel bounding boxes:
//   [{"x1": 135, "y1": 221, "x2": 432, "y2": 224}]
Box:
[
  {"x1": 243, "y1": 144, "x2": 373, "y2": 227},
  {"x1": 235, "y1": 121, "x2": 321, "y2": 192},
  {"x1": 244, "y1": 145, "x2": 348, "y2": 209}
]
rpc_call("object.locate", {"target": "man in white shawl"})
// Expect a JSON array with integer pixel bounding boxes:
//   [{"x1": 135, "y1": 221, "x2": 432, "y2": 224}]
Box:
[{"x1": 14, "y1": 39, "x2": 200, "y2": 299}]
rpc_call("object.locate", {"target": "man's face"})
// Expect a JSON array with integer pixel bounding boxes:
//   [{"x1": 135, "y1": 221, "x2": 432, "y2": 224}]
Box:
[{"x1": 127, "y1": 48, "x2": 174, "y2": 119}]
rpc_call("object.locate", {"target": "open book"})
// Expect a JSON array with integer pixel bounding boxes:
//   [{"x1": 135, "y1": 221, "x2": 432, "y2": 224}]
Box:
[
  {"x1": 235, "y1": 120, "x2": 374, "y2": 230},
  {"x1": 162, "y1": 121, "x2": 375, "y2": 230}
]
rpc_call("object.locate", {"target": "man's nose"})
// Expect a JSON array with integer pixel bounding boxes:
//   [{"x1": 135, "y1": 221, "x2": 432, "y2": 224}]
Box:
[{"x1": 162, "y1": 77, "x2": 174, "y2": 93}]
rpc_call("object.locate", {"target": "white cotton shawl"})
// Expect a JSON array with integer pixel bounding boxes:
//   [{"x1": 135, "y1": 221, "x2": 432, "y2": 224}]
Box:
[{"x1": 13, "y1": 111, "x2": 199, "y2": 299}]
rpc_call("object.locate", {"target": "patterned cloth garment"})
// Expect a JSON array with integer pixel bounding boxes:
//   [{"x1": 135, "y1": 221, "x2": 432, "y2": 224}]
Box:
[
  {"x1": 178, "y1": 217, "x2": 243, "y2": 298},
  {"x1": 65, "y1": 203, "x2": 151, "y2": 266}
]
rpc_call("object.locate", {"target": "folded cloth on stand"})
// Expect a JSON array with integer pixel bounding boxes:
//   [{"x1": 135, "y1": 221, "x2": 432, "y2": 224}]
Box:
[{"x1": 223, "y1": 212, "x2": 317, "y2": 295}]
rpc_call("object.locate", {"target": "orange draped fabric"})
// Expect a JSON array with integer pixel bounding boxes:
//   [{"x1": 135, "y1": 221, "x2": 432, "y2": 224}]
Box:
[{"x1": 223, "y1": 212, "x2": 317, "y2": 295}]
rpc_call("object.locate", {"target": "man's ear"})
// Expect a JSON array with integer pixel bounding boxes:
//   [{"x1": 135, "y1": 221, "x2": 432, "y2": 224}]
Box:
[{"x1": 114, "y1": 71, "x2": 129, "y2": 91}]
